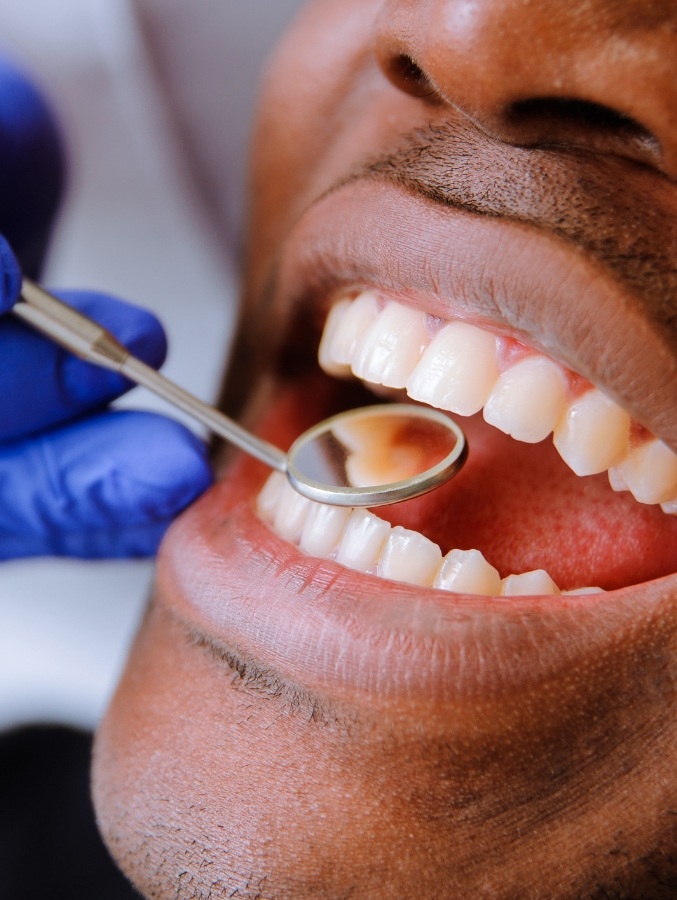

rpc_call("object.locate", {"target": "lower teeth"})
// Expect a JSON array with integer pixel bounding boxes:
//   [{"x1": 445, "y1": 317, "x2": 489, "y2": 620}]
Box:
[{"x1": 256, "y1": 473, "x2": 603, "y2": 598}]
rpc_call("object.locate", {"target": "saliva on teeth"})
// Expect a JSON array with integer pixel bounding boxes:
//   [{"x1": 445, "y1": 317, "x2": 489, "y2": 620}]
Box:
[{"x1": 257, "y1": 472, "x2": 603, "y2": 597}]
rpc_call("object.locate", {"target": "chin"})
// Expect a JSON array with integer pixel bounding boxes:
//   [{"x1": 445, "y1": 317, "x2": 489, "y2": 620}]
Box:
[{"x1": 92, "y1": 1, "x2": 677, "y2": 895}]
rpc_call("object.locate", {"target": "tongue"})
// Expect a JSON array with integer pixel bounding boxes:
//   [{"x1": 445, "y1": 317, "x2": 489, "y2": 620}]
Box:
[
  {"x1": 258, "y1": 375, "x2": 677, "y2": 591},
  {"x1": 377, "y1": 413, "x2": 677, "y2": 591}
]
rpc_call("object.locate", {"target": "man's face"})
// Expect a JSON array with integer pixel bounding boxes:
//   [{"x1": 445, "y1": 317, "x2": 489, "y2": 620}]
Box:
[{"x1": 94, "y1": 1, "x2": 677, "y2": 896}]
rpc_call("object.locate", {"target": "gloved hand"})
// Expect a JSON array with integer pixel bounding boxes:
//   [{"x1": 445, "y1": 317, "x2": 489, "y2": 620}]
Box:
[
  {"x1": 0, "y1": 58, "x2": 212, "y2": 559},
  {"x1": 0, "y1": 56, "x2": 65, "y2": 278},
  {"x1": 0, "y1": 238, "x2": 213, "y2": 559}
]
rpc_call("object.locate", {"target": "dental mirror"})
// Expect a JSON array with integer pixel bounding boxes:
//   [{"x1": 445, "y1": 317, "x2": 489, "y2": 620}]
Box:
[
  {"x1": 287, "y1": 404, "x2": 465, "y2": 506},
  {"x1": 14, "y1": 280, "x2": 467, "y2": 508}
]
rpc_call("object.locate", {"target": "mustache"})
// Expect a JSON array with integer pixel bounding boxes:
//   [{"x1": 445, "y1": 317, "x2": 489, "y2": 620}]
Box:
[{"x1": 345, "y1": 121, "x2": 677, "y2": 332}]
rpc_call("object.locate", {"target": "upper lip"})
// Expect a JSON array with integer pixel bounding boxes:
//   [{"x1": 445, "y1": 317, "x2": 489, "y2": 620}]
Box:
[{"x1": 272, "y1": 177, "x2": 677, "y2": 451}]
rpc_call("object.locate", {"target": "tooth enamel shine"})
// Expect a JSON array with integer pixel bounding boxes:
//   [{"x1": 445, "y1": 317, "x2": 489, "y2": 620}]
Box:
[
  {"x1": 335, "y1": 509, "x2": 391, "y2": 573},
  {"x1": 407, "y1": 321, "x2": 499, "y2": 416},
  {"x1": 483, "y1": 356, "x2": 566, "y2": 443},
  {"x1": 434, "y1": 548, "x2": 502, "y2": 595},
  {"x1": 501, "y1": 570, "x2": 560, "y2": 596},
  {"x1": 322, "y1": 290, "x2": 381, "y2": 371},
  {"x1": 377, "y1": 526, "x2": 442, "y2": 586},
  {"x1": 318, "y1": 293, "x2": 672, "y2": 511},
  {"x1": 554, "y1": 389, "x2": 630, "y2": 476},
  {"x1": 257, "y1": 470, "x2": 285, "y2": 519},
  {"x1": 273, "y1": 480, "x2": 313, "y2": 541},
  {"x1": 610, "y1": 439, "x2": 677, "y2": 505},
  {"x1": 353, "y1": 302, "x2": 429, "y2": 389},
  {"x1": 300, "y1": 503, "x2": 351, "y2": 557},
  {"x1": 318, "y1": 297, "x2": 354, "y2": 376}
]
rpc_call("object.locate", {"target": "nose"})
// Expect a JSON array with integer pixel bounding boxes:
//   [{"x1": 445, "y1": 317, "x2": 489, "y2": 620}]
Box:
[{"x1": 375, "y1": 0, "x2": 677, "y2": 176}]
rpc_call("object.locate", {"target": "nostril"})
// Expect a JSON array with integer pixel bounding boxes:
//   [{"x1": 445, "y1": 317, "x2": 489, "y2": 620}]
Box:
[
  {"x1": 508, "y1": 96, "x2": 662, "y2": 163},
  {"x1": 511, "y1": 97, "x2": 648, "y2": 138},
  {"x1": 384, "y1": 53, "x2": 441, "y2": 102}
]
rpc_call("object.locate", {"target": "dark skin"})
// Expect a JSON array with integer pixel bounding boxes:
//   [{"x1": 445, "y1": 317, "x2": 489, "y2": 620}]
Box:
[{"x1": 93, "y1": 2, "x2": 677, "y2": 897}]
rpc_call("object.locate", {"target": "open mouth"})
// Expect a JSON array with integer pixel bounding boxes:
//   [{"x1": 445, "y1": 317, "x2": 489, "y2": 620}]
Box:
[
  {"x1": 155, "y1": 175, "x2": 677, "y2": 707},
  {"x1": 252, "y1": 180, "x2": 677, "y2": 599}
]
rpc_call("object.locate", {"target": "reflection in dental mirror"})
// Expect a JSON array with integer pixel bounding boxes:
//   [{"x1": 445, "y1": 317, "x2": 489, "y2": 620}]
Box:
[{"x1": 287, "y1": 405, "x2": 467, "y2": 507}]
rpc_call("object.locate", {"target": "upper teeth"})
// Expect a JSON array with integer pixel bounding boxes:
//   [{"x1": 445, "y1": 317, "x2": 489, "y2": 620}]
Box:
[{"x1": 319, "y1": 290, "x2": 677, "y2": 511}]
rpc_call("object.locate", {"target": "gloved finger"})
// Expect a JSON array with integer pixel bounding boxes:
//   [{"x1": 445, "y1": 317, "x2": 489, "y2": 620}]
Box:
[
  {"x1": 0, "y1": 57, "x2": 65, "y2": 277},
  {"x1": 0, "y1": 235, "x2": 22, "y2": 314},
  {"x1": 0, "y1": 410, "x2": 212, "y2": 560},
  {"x1": 0, "y1": 290, "x2": 167, "y2": 442}
]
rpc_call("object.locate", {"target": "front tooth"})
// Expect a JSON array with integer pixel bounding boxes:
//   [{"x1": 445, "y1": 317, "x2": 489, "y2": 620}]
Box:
[
  {"x1": 661, "y1": 499, "x2": 677, "y2": 515},
  {"x1": 273, "y1": 481, "x2": 313, "y2": 542},
  {"x1": 300, "y1": 503, "x2": 351, "y2": 557},
  {"x1": 407, "y1": 321, "x2": 499, "y2": 416},
  {"x1": 335, "y1": 509, "x2": 391, "y2": 573},
  {"x1": 500, "y1": 569, "x2": 560, "y2": 596},
  {"x1": 377, "y1": 526, "x2": 442, "y2": 587},
  {"x1": 352, "y1": 302, "x2": 429, "y2": 388},
  {"x1": 553, "y1": 389, "x2": 631, "y2": 476},
  {"x1": 434, "y1": 548, "x2": 502, "y2": 595},
  {"x1": 318, "y1": 297, "x2": 353, "y2": 376},
  {"x1": 608, "y1": 466, "x2": 628, "y2": 492},
  {"x1": 319, "y1": 290, "x2": 381, "y2": 373},
  {"x1": 609, "y1": 439, "x2": 677, "y2": 505},
  {"x1": 483, "y1": 356, "x2": 566, "y2": 443},
  {"x1": 257, "y1": 472, "x2": 285, "y2": 520}
]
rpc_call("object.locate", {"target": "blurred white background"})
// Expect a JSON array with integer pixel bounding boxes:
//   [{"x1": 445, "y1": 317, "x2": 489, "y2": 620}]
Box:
[{"x1": 0, "y1": 0, "x2": 302, "y2": 731}]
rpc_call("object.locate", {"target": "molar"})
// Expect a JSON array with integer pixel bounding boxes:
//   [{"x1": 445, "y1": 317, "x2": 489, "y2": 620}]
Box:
[
  {"x1": 257, "y1": 470, "x2": 285, "y2": 519},
  {"x1": 318, "y1": 297, "x2": 354, "y2": 376}
]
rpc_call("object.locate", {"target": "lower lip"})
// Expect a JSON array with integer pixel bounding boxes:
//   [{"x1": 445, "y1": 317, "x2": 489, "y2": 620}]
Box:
[{"x1": 156, "y1": 446, "x2": 677, "y2": 708}]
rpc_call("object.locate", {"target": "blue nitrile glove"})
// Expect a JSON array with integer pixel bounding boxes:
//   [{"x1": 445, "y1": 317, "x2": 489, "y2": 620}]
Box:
[
  {"x1": 0, "y1": 238, "x2": 213, "y2": 559},
  {"x1": 0, "y1": 56, "x2": 65, "y2": 278},
  {"x1": 0, "y1": 57, "x2": 212, "y2": 559}
]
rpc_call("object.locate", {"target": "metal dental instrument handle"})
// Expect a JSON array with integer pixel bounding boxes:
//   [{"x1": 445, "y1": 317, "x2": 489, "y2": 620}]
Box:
[
  {"x1": 13, "y1": 280, "x2": 467, "y2": 507},
  {"x1": 16, "y1": 279, "x2": 287, "y2": 472}
]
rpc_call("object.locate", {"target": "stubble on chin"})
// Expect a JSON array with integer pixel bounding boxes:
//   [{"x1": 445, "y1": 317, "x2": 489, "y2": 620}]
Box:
[{"x1": 93, "y1": 600, "x2": 677, "y2": 900}]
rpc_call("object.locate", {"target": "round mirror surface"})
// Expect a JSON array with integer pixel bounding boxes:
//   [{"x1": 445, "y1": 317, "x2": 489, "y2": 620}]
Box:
[{"x1": 286, "y1": 404, "x2": 467, "y2": 507}]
